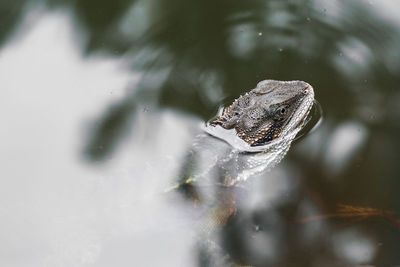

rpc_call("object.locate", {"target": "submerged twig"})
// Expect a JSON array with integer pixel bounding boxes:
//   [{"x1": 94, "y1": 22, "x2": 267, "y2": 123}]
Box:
[{"x1": 296, "y1": 204, "x2": 400, "y2": 227}]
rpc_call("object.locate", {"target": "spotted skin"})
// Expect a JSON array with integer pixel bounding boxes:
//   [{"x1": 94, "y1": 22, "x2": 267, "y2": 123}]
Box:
[{"x1": 211, "y1": 80, "x2": 314, "y2": 146}]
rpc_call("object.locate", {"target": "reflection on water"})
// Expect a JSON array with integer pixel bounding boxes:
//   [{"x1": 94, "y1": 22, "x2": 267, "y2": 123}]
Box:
[
  {"x1": 1, "y1": 0, "x2": 400, "y2": 266},
  {"x1": 323, "y1": 121, "x2": 368, "y2": 177}
]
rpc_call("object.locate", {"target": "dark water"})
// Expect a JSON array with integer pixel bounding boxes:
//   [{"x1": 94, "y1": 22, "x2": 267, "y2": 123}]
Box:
[{"x1": 1, "y1": 0, "x2": 400, "y2": 266}]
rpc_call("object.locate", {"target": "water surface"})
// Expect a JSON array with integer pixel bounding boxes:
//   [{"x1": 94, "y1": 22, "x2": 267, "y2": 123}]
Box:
[{"x1": 1, "y1": 0, "x2": 400, "y2": 266}]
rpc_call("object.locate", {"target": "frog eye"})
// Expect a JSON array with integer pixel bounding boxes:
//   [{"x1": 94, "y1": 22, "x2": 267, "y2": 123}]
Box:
[{"x1": 276, "y1": 105, "x2": 289, "y2": 116}]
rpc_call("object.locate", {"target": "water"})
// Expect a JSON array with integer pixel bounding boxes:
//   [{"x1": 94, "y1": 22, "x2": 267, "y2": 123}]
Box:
[{"x1": 1, "y1": 0, "x2": 400, "y2": 266}]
